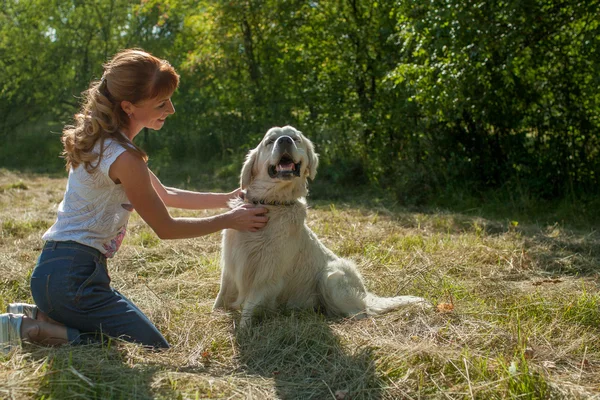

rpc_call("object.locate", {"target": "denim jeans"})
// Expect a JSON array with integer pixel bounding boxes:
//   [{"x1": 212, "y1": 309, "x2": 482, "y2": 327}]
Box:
[{"x1": 30, "y1": 240, "x2": 169, "y2": 349}]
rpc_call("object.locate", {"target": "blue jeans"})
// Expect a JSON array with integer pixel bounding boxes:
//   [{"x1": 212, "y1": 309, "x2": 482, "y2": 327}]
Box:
[{"x1": 30, "y1": 241, "x2": 169, "y2": 349}]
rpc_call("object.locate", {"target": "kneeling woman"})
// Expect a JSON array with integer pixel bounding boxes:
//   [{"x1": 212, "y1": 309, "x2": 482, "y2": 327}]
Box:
[{"x1": 1, "y1": 49, "x2": 268, "y2": 352}]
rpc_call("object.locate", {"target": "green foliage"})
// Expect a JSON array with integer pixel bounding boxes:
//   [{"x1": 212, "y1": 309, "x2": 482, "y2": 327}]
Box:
[
  {"x1": 1, "y1": 0, "x2": 599, "y2": 202},
  {"x1": 390, "y1": 0, "x2": 600, "y2": 199}
]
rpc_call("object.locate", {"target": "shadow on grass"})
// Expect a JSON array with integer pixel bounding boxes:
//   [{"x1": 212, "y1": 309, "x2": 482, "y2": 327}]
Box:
[
  {"x1": 24, "y1": 343, "x2": 170, "y2": 400},
  {"x1": 235, "y1": 311, "x2": 383, "y2": 400}
]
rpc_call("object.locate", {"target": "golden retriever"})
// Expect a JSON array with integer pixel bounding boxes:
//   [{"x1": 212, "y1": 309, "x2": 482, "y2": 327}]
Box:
[{"x1": 213, "y1": 126, "x2": 429, "y2": 327}]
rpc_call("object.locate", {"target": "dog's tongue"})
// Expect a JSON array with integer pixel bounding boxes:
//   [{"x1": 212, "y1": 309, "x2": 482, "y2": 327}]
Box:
[{"x1": 276, "y1": 162, "x2": 295, "y2": 172}]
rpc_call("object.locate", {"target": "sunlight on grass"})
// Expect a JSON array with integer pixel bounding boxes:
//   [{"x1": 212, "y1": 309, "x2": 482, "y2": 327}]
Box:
[
  {"x1": 133, "y1": 228, "x2": 161, "y2": 248},
  {"x1": 0, "y1": 181, "x2": 28, "y2": 192},
  {"x1": 1, "y1": 170, "x2": 598, "y2": 399},
  {"x1": 1, "y1": 219, "x2": 50, "y2": 239}
]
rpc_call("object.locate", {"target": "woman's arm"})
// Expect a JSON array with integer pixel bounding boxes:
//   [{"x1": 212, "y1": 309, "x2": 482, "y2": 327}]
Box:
[
  {"x1": 110, "y1": 152, "x2": 267, "y2": 239},
  {"x1": 149, "y1": 170, "x2": 239, "y2": 209}
]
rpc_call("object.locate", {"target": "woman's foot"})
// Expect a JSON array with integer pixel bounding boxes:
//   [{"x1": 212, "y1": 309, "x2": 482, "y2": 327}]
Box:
[
  {"x1": 2, "y1": 314, "x2": 69, "y2": 353},
  {"x1": 0, "y1": 313, "x2": 23, "y2": 354},
  {"x1": 6, "y1": 303, "x2": 61, "y2": 325},
  {"x1": 7, "y1": 303, "x2": 37, "y2": 319},
  {"x1": 21, "y1": 317, "x2": 68, "y2": 346}
]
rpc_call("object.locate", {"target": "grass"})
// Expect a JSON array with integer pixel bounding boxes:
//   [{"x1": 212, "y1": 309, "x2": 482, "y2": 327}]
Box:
[{"x1": 0, "y1": 167, "x2": 599, "y2": 399}]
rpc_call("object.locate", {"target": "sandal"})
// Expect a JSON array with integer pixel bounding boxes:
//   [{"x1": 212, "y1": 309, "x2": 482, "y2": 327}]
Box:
[
  {"x1": 6, "y1": 303, "x2": 38, "y2": 320},
  {"x1": 0, "y1": 313, "x2": 23, "y2": 354}
]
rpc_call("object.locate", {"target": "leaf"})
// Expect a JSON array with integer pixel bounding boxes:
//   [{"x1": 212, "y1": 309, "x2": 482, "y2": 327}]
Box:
[{"x1": 436, "y1": 302, "x2": 454, "y2": 312}]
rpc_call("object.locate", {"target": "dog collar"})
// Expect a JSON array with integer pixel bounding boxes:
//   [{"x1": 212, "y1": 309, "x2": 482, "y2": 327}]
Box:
[{"x1": 248, "y1": 198, "x2": 297, "y2": 206}]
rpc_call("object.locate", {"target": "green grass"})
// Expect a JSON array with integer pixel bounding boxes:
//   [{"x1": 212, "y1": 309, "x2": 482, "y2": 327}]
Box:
[
  {"x1": 2, "y1": 219, "x2": 51, "y2": 239},
  {"x1": 1, "y1": 169, "x2": 599, "y2": 399},
  {"x1": 0, "y1": 181, "x2": 28, "y2": 192}
]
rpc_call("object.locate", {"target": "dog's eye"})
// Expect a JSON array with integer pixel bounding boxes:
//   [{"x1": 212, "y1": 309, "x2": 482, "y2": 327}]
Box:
[
  {"x1": 266, "y1": 139, "x2": 275, "y2": 145},
  {"x1": 293, "y1": 137, "x2": 300, "y2": 142}
]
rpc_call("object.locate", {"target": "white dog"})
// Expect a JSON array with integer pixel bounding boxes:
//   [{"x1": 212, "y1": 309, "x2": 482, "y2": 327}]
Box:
[{"x1": 213, "y1": 126, "x2": 428, "y2": 327}]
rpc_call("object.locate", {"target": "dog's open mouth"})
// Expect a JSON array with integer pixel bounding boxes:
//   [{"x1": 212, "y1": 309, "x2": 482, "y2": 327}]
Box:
[{"x1": 268, "y1": 154, "x2": 301, "y2": 179}]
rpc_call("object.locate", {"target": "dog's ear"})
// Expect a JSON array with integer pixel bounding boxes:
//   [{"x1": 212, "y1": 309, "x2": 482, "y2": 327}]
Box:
[
  {"x1": 240, "y1": 148, "x2": 258, "y2": 189},
  {"x1": 304, "y1": 135, "x2": 319, "y2": 180}
]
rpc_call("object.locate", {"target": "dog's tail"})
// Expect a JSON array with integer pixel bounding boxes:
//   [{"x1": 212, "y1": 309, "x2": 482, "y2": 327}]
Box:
[
  {"x1": 319, "y1": 260, "x2": 431, "y2": 318},
  {"x1": 364, "y1": 293, "x2": 430, "y2": 315}
]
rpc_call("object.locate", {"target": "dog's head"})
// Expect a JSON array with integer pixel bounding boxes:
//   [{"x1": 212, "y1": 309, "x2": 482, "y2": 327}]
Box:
[{"x1": 240, "y1": 126, "x2": 319, "y2": 195}]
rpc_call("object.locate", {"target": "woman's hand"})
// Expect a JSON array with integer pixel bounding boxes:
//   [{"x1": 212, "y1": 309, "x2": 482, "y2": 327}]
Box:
[
  {"x1": 228, "y1": 188, "x2": 246, "y2": 202},
  {"x1": 225, "y1": 204, "x2": 268, "y2": 232}
]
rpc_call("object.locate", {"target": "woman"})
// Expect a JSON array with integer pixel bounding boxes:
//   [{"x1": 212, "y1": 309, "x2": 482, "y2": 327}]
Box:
[{"x1": 0, "y1": 49, "x2": 268, "y2": 352}]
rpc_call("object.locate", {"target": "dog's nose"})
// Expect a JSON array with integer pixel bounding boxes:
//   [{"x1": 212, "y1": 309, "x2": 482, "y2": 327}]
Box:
[{"x1": 277, "y1": 136, "x2": 293, "y2": 145}]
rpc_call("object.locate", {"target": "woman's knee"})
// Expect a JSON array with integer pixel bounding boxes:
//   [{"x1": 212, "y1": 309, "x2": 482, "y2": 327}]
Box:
[{"x1": 128, "y1": 321, "x2": 170, "y2": 349}]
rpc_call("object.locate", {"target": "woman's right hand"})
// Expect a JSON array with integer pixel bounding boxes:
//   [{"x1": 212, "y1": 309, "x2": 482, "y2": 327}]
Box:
[{"x1": 226, "y1": 204, "x2": 268, "y2": 232}]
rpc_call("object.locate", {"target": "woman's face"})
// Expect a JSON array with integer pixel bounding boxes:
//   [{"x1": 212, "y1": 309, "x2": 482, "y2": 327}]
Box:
[
  {"x1": 131, "y1": 96, "x2": 176, "y2": 131},
  {"x1": 122, "y1": 95, "x2": 175, "y2": 138}
]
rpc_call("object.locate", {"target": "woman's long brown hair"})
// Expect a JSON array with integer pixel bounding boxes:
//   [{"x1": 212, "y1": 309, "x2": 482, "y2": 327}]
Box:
[{"x1": 61, "y1": 49, "x2": 180, "y2": 172}]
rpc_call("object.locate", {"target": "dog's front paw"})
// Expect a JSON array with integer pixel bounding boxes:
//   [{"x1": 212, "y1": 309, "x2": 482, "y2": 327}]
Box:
[{"x1": 238, "y1": 315, "x2": 252, "y2": 329}]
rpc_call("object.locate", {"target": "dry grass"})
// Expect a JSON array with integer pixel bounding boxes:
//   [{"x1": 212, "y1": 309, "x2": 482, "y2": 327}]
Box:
[{"x1": 0, "y1": 168, "x2": 599, "y2": 399}]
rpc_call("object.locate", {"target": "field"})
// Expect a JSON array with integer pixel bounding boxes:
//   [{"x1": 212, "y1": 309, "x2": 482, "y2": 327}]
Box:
[{"x1": 0, "y1": 168, "x2": 599, "y2": 399}]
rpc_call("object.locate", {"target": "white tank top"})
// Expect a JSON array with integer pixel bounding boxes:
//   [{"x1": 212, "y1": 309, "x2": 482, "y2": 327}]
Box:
[{"x1": 43, "y1": 138, "x2": 134, "y2": 258}]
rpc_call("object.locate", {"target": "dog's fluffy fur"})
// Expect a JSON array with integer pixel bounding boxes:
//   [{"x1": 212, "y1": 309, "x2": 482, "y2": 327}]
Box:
[{"x1": 213, "y1": 126, "x2": 428, "y2": 327}]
